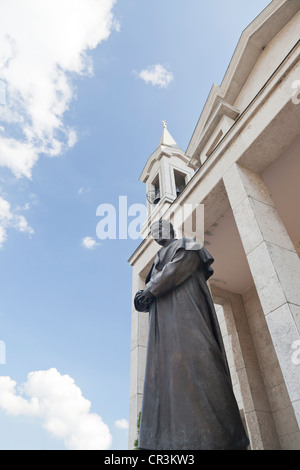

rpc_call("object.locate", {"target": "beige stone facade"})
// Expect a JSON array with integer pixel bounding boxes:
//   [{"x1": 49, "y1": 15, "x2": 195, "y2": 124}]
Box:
[{"x1": 128, "y1": 0, "x2": 300, "y2": 450}]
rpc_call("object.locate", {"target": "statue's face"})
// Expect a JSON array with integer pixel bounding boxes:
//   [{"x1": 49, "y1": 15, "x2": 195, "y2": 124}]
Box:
[{"x1": 151, "y1": 224, "x2": 174, "y2": 246}]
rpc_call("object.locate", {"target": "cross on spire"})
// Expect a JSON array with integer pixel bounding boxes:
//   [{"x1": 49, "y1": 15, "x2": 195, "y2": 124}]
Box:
[{"x1": 161, "y1": 120, "x2": 167, "y2": 129}]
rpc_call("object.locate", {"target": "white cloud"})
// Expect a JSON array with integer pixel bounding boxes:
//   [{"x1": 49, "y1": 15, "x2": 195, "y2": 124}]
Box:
[
  {"x1": 0, "y1": 0, "x2": 118, "y2": 245},
  {"x1": 13, "y1": 214, "x2": 34, "y2": 235},
  {"x1": 0, "y1": 368, "x2": 112, "y2": 450},
  {"x1": 138, "y1": 64, "x2": 174, "y2": 88},
  {"x1": 0, "y1": 0, "x2": 118, "y2": 178},
  {"x1": 0, "y1": 226, "x2": 7, "y2": 246},
  {"x1": 0, "y1": 196, "x2": 33, "y2": 247},
  {"x1": 0, "y1": 138, "x2": 39, "y2": 180},
  {"x1": 82, "y1": 236, "x2": 99, "y2": 249},
  {"x1": 0, "y1": 196, "x2": 13, "y2": 223},
  {"x1": 115, "y1": 419, "x2": 129, "y2": 430}
]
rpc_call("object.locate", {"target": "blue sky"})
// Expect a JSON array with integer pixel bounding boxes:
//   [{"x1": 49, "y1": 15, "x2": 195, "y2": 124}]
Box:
[{"x1": 0, "y1": 0, "x2": 272, "y2": 450}]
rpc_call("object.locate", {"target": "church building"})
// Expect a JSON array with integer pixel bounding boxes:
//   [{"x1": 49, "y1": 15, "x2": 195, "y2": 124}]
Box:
[{"x1": 128, "y1": 0, "x2": 300, "y2": 450}]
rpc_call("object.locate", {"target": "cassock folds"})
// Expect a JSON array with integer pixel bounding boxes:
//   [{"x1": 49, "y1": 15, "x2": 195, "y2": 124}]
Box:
[{"x1": 134, "y1": 238, "x2": 249, "y2": 450}]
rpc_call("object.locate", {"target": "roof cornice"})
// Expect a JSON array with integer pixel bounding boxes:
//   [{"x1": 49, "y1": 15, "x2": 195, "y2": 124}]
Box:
[{"x1": 190, "y1": 101, "x2": 240, "y2": 163}]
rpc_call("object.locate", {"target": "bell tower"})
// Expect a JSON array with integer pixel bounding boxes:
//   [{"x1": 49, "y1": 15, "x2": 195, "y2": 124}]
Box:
[{"x1": 139, "y1": 122, "x2": 196, "y2": 222}]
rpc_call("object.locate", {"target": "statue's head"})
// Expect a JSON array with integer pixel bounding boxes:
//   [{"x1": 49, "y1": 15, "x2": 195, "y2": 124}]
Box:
[{"x1": 150, "y1": 219, "x2": 175, "y2": 246}]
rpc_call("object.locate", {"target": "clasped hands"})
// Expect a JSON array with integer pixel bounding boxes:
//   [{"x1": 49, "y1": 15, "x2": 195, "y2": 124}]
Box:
[{"x1": 134, "y1": 289, "x2": 155, "y2": 312}]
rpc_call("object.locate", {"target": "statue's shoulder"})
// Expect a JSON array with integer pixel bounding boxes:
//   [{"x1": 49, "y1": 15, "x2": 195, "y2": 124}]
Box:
[{"x1": 180, "y1": 237, "x2": 203, "y2": 251}]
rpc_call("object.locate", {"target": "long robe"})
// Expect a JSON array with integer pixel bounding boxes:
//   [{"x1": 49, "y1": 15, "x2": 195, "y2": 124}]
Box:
[{"x1": 135, "y1": 238, "x2": 249, "y2": 451}]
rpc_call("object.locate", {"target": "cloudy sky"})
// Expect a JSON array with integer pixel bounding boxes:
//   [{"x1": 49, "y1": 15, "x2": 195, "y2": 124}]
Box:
[{"x1": 0, "y1": 0, "x2": 271, "y2": 450}]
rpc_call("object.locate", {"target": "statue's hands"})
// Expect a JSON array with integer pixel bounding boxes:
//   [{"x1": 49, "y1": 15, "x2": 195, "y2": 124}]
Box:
[
  {"x1": 138, "y1": 289, "x2": 155, "y2": 305},
  {"x1": 134, "y1": 289, "x2": 155, "y2": 312}
]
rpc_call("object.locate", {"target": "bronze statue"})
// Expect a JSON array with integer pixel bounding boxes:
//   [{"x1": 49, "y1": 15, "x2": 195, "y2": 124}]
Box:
[{"x1": 134, "y1": 220, "x2": 249, "y2": 450}]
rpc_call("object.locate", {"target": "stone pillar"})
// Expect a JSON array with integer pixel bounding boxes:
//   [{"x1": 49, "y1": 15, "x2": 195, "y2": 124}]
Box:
[
  {"x1": 212, "y1": 286, "x2": 280, "y2": 449},
  {"x1": 223, "y1": 163, "x2": 300, "y2": 428},
  {"x1": 128, "y1": 272, "x2": 148, "y2": 449}
]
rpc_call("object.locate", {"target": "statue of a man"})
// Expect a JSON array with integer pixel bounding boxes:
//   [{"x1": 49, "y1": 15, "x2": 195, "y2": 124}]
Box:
[{"x1": 134, "y1": 220, "x2": 249, "y2": 450}]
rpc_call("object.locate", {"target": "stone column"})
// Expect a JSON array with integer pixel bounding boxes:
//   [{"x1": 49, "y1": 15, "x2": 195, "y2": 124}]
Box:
[
  {"x1": 223, "y1": 163, "x2": 300, "y2": 428},
  {"x1": 212, "y1": 286, "x2": 280, "y2": 449},
  {"x1": 128, "y1": 271, "x2": 148, "y2": 449}
]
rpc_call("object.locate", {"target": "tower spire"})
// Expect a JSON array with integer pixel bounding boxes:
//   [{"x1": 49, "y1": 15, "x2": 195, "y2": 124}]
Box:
[{"x1": 158, "y1": 121, "x2": 178, "y2": 148}]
